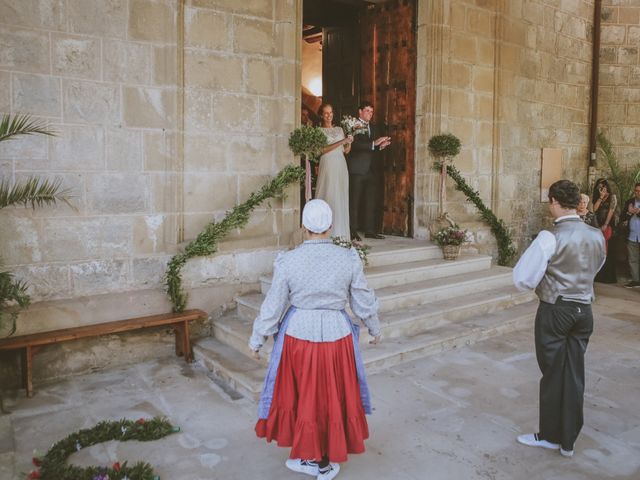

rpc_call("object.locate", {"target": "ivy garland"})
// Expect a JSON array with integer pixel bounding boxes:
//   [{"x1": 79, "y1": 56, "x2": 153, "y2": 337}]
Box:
[
  {"x1": 165, "y1": 164, "x2": 305, "y2": 312},
  {"x1": 32, "y1": 417, "x2": 178, "y2": 480},
  {"x1": 445, "y1": 165, "x2": 516, "y2": 266}
]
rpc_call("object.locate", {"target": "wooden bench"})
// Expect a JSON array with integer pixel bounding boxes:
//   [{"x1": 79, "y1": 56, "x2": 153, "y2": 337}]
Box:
[{"x1": 0, "y1": 309, "x2": 208, "y2": 397}]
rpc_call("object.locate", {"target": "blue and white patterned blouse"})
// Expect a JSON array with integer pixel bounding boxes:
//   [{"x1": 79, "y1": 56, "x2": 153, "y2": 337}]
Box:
[{"x1": 249, "y1": 239, "x2": 381, "y2": 350}]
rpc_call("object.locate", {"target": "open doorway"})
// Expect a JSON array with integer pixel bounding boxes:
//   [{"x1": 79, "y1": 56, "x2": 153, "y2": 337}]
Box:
[{"x1": 302, "y1": 0, "x2": 416, "y2": 237}]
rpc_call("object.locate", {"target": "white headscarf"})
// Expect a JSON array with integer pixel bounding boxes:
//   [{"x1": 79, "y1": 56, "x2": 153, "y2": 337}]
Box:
[{"x1": 302, "y1": 199, "x2": 332, "y2": 233}]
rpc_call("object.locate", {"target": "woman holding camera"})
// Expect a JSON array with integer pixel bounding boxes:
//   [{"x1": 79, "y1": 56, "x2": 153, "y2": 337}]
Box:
[{"x1": 592, "y1": 178, "x2": 617, "y2": 283}]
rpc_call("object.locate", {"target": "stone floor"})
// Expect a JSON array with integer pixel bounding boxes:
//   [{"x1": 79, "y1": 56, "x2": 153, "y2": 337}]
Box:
[{"x1": 1, "y1": 284, "x2": 639, "y2": 480}]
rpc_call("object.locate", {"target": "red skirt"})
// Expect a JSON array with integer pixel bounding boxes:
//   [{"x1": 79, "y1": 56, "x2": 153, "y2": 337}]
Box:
[{"x1": 255, "y1": 334, "x2": 369, "y2": 463}]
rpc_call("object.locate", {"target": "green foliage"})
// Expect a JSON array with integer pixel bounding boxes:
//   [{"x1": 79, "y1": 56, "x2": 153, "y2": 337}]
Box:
[
  {"x1": 446, "y1": 165, "x2": 516, "y2": 266},
  {"x1": 428, "y1": 133, "x2": 462, "y2": 159},
  {"x1": 432, "y1": 225, "x2": 468, "y2": 247},
  {"x1": 0, "y1": 176, "x2": 72, "y2": 209},
  {"x1": 0, "y1": 115, "x2": 70, "y2": 337},
  {"x1": 37, "y1": 417, "x2": 176, "y2": 480},
  {"x1": 288, "y1": 125, "x2": 328, "y2": 163},
  {"x1": 0, "y1": 114, "x2": 55, "y2": 143},
  {"x1": 0, "y1": 268, "x2": 30, "y2": 336},
  {"x1": 166, "y1": 164, "x2": 305, "y2": 312},
  {"x1": 597, "y1": 131, "x2": 640, "y2": 201}
]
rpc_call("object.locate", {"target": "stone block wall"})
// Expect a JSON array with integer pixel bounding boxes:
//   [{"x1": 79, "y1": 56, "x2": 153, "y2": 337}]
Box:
[
  {"x1": 598, "y1": 0, "x2": 640, "y2": 175},
  {"x1": 415, "y1": 0, "x2": 594, "y2": 255},
  {"x1": 0, "y1": 0, "x2": 299, "y2": 322}
]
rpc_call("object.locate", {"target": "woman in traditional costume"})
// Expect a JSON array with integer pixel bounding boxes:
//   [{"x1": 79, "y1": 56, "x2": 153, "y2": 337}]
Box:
[{"x1": 249, "y1": 199, "x2": 381, "y2": 480}]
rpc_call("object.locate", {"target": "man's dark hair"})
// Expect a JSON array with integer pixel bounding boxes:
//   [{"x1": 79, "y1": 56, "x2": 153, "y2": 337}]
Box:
[
  {"x1": 548, "y1": 180, "x2": 580, "y2": 209},
  {"x1": 358, "y1": 100, "x2": 373, "y2": 110},
  {"x1": 635, "y1": 182, "x2": 640, "y2": 188}
]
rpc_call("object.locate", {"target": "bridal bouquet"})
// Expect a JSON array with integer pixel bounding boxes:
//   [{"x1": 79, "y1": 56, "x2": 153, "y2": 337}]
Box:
[{"x1": 340, "y1": 115, "x2": 368, "y2": 137}]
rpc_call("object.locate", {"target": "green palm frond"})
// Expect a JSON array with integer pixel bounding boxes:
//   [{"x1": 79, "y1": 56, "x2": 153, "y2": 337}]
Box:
[
  {"x1": 0, "y1": 176, "x2": 73, "y2": 209},
  {"x1": 597, "y1": 131, "x2": 640, "y2": 200},
  {"x1": 0, "y1": 114, "x2": 55, "y2": 143}
]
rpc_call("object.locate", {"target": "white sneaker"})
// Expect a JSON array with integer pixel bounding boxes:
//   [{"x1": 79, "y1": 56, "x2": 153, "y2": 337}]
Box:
[
  {"x1": 317, "y1": 463, "x2": 340, "y2": 480},
  {"x1": 560, "y1": 448, "x2": 574, "y2": 457},
  {"x1": 517, "y1": 433, "x2": 560, "y2": 450},
  {"x1": 285, "y1": 459, "x2": 319, "y2": 476}
]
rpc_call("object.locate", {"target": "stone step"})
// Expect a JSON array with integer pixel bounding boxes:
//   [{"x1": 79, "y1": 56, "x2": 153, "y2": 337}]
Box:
[
  {"x1": 259, "y1": 254, "x2": 493, "y2": 292},
  {"x1": 361, "y1": 238, "x2": 443, "y2": 267},
  {"x1": 214, "y1": 286, "x2": 535, "y2": 363},
  {"x1": 194, "y1": 300, "x2": 538, "y2": 402},
  {"x1": 193, "y1": 337, "x2": 266, "y2": 402},
  {"x1": 243, "y1": 266, "x2": 515, "y2": 320}
]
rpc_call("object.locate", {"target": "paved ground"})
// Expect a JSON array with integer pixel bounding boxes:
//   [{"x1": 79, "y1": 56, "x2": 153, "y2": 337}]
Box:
[{"x1": 1, "y1": 284, "x2": 639, "y2": 480}]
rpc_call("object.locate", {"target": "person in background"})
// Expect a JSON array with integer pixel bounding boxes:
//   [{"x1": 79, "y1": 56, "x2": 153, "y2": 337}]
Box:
[
  {"x1": 619, "y1": 182, "x2": 640, "y2": 288},
  {"x1": 250, "y1": 199, "x2": 381, "y2": 480},
  {"x1": 592, "y1": 178, "x2": 617, "y2": 283},
  {"x1": 513, "y1": 180, "x2": 605, "y2": 459},
  {"x1": 577, "y1": 193, "x2": 595, "y2": 226}
]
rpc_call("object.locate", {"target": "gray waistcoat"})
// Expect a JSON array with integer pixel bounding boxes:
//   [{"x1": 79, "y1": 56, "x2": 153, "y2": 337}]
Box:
[{"x1": 535, "y1": 218, "x2": 605, "y2": 304}]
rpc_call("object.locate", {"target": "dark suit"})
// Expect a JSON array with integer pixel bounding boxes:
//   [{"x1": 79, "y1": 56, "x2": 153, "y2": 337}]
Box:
[{"x1": 346, "y1": 123, "x2": 384, "y2": 234}]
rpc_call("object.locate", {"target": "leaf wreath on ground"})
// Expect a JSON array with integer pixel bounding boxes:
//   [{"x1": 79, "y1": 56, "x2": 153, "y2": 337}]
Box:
[{"x1": 33, "y1": 417, "x2": 178, "y2": 480}]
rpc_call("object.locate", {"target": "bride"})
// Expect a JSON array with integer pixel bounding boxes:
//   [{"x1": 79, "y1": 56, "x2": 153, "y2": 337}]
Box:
[{"x1": 316, "y1": 103, "x2": 353, "y2": 240}]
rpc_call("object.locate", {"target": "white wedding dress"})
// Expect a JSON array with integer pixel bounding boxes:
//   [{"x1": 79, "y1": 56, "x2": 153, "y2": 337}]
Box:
[{"x1": 316, "y1": 127, "x2": 350, "y2": 239}]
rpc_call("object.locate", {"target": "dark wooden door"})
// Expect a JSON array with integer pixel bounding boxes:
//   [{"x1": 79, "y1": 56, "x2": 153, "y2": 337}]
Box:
[
  {"x1": 322, "y1": 26, "x2": 360, "y2": 122},
  {"x1": 359, "y1": 0, "x2": 416, "y2": 236}
]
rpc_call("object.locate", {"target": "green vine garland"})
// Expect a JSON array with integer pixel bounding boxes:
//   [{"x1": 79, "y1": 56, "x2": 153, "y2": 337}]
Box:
[
  {"x1": 165, "y1": 164, "x2": 305, "y2": 312},
  {"x1": 445, "y1": 165, "x2": 516, "y2": 266},
  {"x1": 32, "y1": 417, "x2": 178, "y2": 480}
]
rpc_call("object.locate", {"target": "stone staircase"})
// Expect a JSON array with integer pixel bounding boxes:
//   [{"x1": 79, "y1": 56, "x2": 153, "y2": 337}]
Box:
[{"x1": 193, "y1": 237, "x2": 538, "y2": 401}]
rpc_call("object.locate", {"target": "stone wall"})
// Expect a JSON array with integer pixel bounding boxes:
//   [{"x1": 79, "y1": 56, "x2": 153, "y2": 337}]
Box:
[
  {"x1": 415, "y1": 0, "x2": 594, "y2": 255},
  {"x1": 0, "y1": 0, "x2": 299, "y2": 320},
  {"x1": 599, "y1": 0, "x2": 640, "y2": 173}
]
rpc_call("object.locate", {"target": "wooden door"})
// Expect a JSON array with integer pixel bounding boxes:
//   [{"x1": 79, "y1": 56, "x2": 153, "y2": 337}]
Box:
[
  {"x1": 359, "y1": 0, "x2": 416, "y2": 236},
  {"x1": 322, "y1": 26, "x2": 360, "y2": 122}
]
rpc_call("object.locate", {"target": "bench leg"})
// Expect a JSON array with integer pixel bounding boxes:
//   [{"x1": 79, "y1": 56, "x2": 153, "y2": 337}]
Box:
[
  {"x1": 21, "y1": 346, "x2": 34, "y2": 398},
  {"x1": 174, "y1": 324, "x2": 184, "y2": 357},
  {"x1": 174, "y1": 322, "x2": 193, "y2": 363}
]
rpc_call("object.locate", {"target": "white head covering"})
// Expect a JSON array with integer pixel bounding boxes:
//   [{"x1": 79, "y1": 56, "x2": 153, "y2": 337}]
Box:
[{"x1": 302, "y1": 199, "x2": 332, "y2": 233}]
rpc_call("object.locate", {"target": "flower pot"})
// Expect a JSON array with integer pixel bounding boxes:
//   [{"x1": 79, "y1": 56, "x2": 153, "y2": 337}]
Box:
[{"x1": 442, "y1": 244, "x2": 461, "y2": 260}]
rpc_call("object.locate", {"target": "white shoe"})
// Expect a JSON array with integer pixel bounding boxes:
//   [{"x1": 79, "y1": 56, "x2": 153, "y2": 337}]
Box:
[
  {"x1": 285, "y1": 459, "x2": 319, "y2": 476},
  {"x1": 317, "y1": 463, "x2": 340, "y2": 480},
  {"x1": 517, "y1": 433, "x2": 560, "y2": 450},
  {"x1": 560, "y1": 448, "x2": 574, "y2": 457}
]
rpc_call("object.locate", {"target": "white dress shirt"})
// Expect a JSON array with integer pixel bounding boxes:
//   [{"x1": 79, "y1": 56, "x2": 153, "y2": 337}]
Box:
[{"x1": 513, "y1": 214, "x2": 579, "y2": 291}]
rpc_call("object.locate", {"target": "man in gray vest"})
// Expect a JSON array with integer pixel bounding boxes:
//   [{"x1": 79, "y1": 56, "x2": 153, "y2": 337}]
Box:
[{"x1": 513, "y1": 180, "x2": 605, "y2": 457}]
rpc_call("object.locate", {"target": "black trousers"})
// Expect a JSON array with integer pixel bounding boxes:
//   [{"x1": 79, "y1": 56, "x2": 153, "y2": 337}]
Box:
[
  {"x1": 534, "y1": 299, "x2": 593, "y2": 451},
  {"x1": 349, "y1": 172, "x2": 378, "y2": 234}
]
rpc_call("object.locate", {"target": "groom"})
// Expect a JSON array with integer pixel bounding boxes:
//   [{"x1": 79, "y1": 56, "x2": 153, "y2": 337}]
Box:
[{"x1": 346, "y1": 101, "x2": 391, "y2": 241}]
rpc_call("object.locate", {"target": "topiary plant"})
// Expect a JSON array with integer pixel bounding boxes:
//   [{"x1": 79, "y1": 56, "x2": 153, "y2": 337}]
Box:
[
  {"x1": 428, "y1": 133, "x2": 462, "y2": 218},
  {"x1": 288, "y1": 125, "x2": 327, "y2": 201},
  {"x1": 428, "y1": 133, "x2": 462, "y2": 160}
]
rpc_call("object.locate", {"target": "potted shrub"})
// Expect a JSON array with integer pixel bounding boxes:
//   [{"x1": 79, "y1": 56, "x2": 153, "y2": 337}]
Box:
[
  {"x1": 432, "y1": 224, "x2": 468, "y2": 260},
  {"x1": 428, "y1": 133, "x2": 461, "y2": 236},
  {"x1": 288, "y1": 125, "x2": 327, "y2": 202}
]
